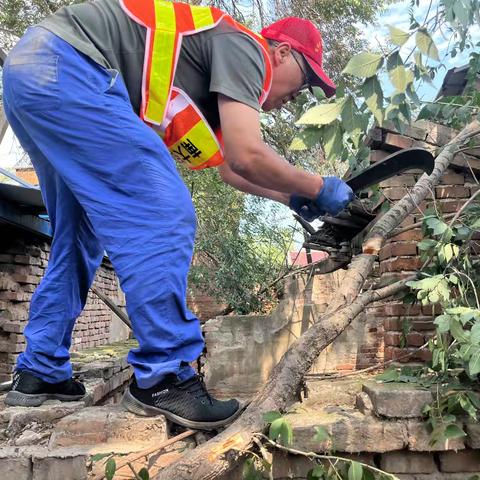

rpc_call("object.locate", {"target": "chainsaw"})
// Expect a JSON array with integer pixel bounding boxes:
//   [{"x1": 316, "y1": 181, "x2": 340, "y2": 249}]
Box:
[{"x1": 295, "y1": 147, "x2": 435, "y2": 273}]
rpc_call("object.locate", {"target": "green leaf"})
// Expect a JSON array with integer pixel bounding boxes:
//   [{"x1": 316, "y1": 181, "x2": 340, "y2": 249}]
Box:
[
  {"x1": 361, "y1": 75, "x2": 384, "y2": 125},
  {"x1": 426, "y1": 217, "x2": 448, "y2": 236},
  {"x1": 269, "y1": 417, "x2": 293, "y2": 446},
  {"x1": 312, "y1": 86, "x2": 326, "y2": 101},
  {"x1": 263, "y1": 411, "x2": 283, "y2": 423},
  {"x1": 313, "y1": 425, "x2": 330, "y2": 442},
  {"x1": 138, "y1": 467, "x2": 150, "y2": 480},
  {"x1": 434, "y1": 314, "x2": 451, "y2": 333},
  {"x1": 307, "y1": 465, "x2": 326, "y2": 480},
  {"x1": 296, "y1": 100, "x2": 345, "y2": 125},
  {"x1": 388, "y1": 25, "x2": 411, "y2": 46},
  {"x1": 363, "y1": 470, "x2": 375, "y2": 480},
  {"x1": 469, "y1": 349, "x2": 480, "y2": 376},
  {"x1": 242, "y1": 457, "x2": 262, "y2": 480},
  {"x1": 341, "y1": 96, "x2": 364, "y2": 148},
  {"x1": 348, "y1": 461, "x2": 363, "y2": 480},
  {"x1": 416, "y1": 29, "x2": 440, "y2": 61},
  {"x1": 471, "y1": 323, "x2": 480, "y2": 344},
  {"x1": 418, "y1": 239, "x2": 437, "y2": 250},
  {"x1": 105, "y1": 458, "x2": 116, "y2": 480},
  {"x1": 440, "y1": 244, "x2": 460, "y2": 263},
  {"x1": 406, "y1": 83, "x2": 421, "y2": 106},
  {"x1": 466, "y1": 391, "x2": 480, "y2": 408},
  {"x1": 451, "y1": 318, "x2": 470, "y2": 342},
  {"x1": 322, "y1": 123, "x2": 344, "y2": 161},
  {"x1": 342, "y1": 52, "x2": 384, "y2": 78},
  {"x1": 289, "y1": 136, "x2": 307, "y2": 151},
  {"x1": 453, "y1": 0, "x2": 473, "y2": 26},
  {"x1": 91, "y1": 453, "x2": 112, "y2": 462},
  {"x1": 444, "y1": 424, "x2": 467, "y2": 439},
  {"x1": 387, "y1": 52, "x2": 409, "y2": 93}
]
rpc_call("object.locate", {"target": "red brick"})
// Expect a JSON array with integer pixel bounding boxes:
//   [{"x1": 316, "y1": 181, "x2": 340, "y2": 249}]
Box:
[
  {"x1": 421, "y1": 304, "x2": 441, "y2": 316},
  {"x1": 439, "y1": 450, "x2": 480, "y2": 472},
  {"x1": 438, "y1": 200, "x2": 465, "y2": 213},
  {"x1": 415, "y1": 348, "x2": 432, "y2": 362},
  {"x1": 384, "y1": 304, "x2": 422, "y2": 316},
  {"x1": 439, "y1": 171, "x2": 465, "y2": 185},
  {"x1": 410, "y1": 319, "x2": 435, "y2": 331},
  {"x1": 390, "y1": 229, "x2": 424, "y2": 242},
  {"x1": 0, "y1": 291, "x2": 30, "y2": 301},
  {"x1": 381, "y1": 186, "x2": 409, "y2": 200},
  {"x1": 380, "y1": 256, "x2": 423, "y2": 273},
  {"x1": 385, "y1": 332, "x2": 401, "y2": 346},
  {"x1": 407, "y1": 332, "x2": 425, "y2": 347},
  {"x1": 380, "y1": 242, "x2": 417, "y2": 260},
  {"x1": 435, "y1": 186, "x2": 470, "y2": 198},
  {"x1": 384, "y1": 318, "x2": 401, "y2": 331},
  {"x1": 384, "y1": 132, "x2": 414, "y2": 149},
  {"x1": 470, "y1": 184, "x2": 480, "y2": 194},
  {"x1": 10, "y1": 274, "x2": 38, "y2": 285},
  {"x1": 336, "y1": 364, "x2": 355, "y2": 371},
  {"x1": 380, "y1": 174, "x2": 416, "y2": 188}
]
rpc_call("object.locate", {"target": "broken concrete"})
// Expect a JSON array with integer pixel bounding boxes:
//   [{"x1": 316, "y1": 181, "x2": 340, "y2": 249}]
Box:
[
  {"x1": 287, "y1": 406, "x2": 408, "y2": 453},
  {"x1": 50, "y1": 405, "x2": 167, "y2": 447},
  {"x1": 362, "y1": 381, "x2": 433, "y2": 418}
]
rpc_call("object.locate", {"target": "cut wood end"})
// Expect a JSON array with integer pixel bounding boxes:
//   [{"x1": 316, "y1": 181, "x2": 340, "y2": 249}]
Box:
[
  {"x1": 207, "y1": 432, "x2": 248, "y2": 462},
  {"x1": 363, "y1": 237, "x2": 383, "y2": 255}
]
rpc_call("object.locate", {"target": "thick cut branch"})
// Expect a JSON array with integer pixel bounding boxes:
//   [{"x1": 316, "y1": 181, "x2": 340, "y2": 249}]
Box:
[
  {"x1": 153, "y1": 120, "x2": 480, "y2": 480},
  {"x1": 153, "y1": 279, "x2": 408, "y2": 480}
]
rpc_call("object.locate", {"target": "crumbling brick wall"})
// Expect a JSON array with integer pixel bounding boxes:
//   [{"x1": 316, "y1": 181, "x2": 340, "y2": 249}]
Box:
[
  {"x1": 366, "y1": 120, "x2": 480, "y2": 366},
  {"x1": 0, "y1": 228, "x2": 125, "y2": 382}
]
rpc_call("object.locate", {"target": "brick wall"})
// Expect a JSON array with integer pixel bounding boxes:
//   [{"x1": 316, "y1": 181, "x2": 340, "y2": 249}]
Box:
[
  {"x1": 0, "y1": 228, "x2": 125, "y2": 382},
  {"x1": 14, "y1": 168, "x2": 39, "y2": 186},
  {"x1": 366, "y1": 120, "x2": 480, "y2": 366},
  {"x1": 187, "y1": 286, "x2": 227, "y2": 323}
]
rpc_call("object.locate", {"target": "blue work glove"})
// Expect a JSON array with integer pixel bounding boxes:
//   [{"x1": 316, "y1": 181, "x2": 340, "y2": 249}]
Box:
[
  {"x1": 289, "y1": 194, "x2": 324, "y2": 222},
  {"x1": 314, "y1": 176, "x2": 354, "y2": 216}
]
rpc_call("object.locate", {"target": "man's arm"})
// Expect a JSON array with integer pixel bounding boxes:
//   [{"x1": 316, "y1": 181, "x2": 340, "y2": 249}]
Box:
[
  {"x1": 218, "y1": 162, "x2": 289, "y2": 205},
  {"x1": 218, "y1": 94, "x2": 323, "y2": 200}
]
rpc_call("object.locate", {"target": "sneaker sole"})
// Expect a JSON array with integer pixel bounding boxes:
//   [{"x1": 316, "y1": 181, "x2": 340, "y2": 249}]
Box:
[
  {"x1": 121, "y1": 388, "x2": 242, "y2": 430},
  {"x1": 4, "y1": 390, "x2": 85, "y2": 407}
]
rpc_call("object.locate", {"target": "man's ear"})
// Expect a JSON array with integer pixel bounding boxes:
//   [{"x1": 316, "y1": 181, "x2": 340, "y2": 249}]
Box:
[{"x1": 272, "y1": 42, "x2": 292, "y2": 66}]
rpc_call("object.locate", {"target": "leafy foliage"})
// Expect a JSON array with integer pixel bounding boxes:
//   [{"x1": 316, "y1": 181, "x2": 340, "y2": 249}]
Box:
[
  {"x1": 292, "y1": 0, "x2": 480, "y2": 174},
  {"x1": 181, "y1": 166, "x2": 294, "y2": 314}
]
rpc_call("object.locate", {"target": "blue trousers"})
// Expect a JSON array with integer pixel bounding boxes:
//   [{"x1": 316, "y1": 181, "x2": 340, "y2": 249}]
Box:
[{"x1": 2, "y1": 27, "x2": 205, "y2": 388}]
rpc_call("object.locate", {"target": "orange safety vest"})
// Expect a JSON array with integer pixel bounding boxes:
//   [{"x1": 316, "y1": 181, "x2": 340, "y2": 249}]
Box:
[{"x1": 121, "y1": 0, "x2": 273, "y2": 170}]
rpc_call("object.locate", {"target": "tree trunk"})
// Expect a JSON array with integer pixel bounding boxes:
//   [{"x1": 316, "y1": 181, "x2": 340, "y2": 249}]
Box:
[{"x1": 153, "y1": 120, "x2": 480, "y2": 480}]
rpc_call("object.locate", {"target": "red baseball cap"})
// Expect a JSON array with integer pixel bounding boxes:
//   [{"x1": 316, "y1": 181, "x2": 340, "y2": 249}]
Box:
[{"x1": 261, "y1": 17, "x2": 336, "y2": 98}]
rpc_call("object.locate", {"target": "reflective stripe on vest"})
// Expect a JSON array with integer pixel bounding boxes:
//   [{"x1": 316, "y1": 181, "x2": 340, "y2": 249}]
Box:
[{"x1": 121, "y1": 0, "x2": 272, "y2": 169}]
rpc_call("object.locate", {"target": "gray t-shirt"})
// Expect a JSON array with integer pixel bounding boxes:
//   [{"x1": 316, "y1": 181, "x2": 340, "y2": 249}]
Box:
[{"x1": 39, "y1": 0, "x2": 266, "y2": 129}]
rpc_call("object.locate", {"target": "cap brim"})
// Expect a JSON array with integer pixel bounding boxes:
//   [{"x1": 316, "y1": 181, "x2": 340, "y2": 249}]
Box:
[{"x1": 304, "y1": 56, "x2": 336, "y2": 98}]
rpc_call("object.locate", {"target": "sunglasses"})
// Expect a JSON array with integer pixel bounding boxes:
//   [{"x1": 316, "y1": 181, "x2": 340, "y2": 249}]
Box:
[{"x1": 291, "y1": 49, "x2": 312, "y2": 93}]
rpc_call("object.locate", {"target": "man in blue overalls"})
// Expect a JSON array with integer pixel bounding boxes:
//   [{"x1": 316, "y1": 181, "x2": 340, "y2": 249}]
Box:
[{"x1": 3, "y1": 0, "x2": 353, "y2": 430}]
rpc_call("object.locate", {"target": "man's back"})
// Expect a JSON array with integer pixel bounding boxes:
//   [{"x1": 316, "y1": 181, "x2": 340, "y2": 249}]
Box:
[{"x1": 39, "y1": 0, "x2": 266, "y2": 126}]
